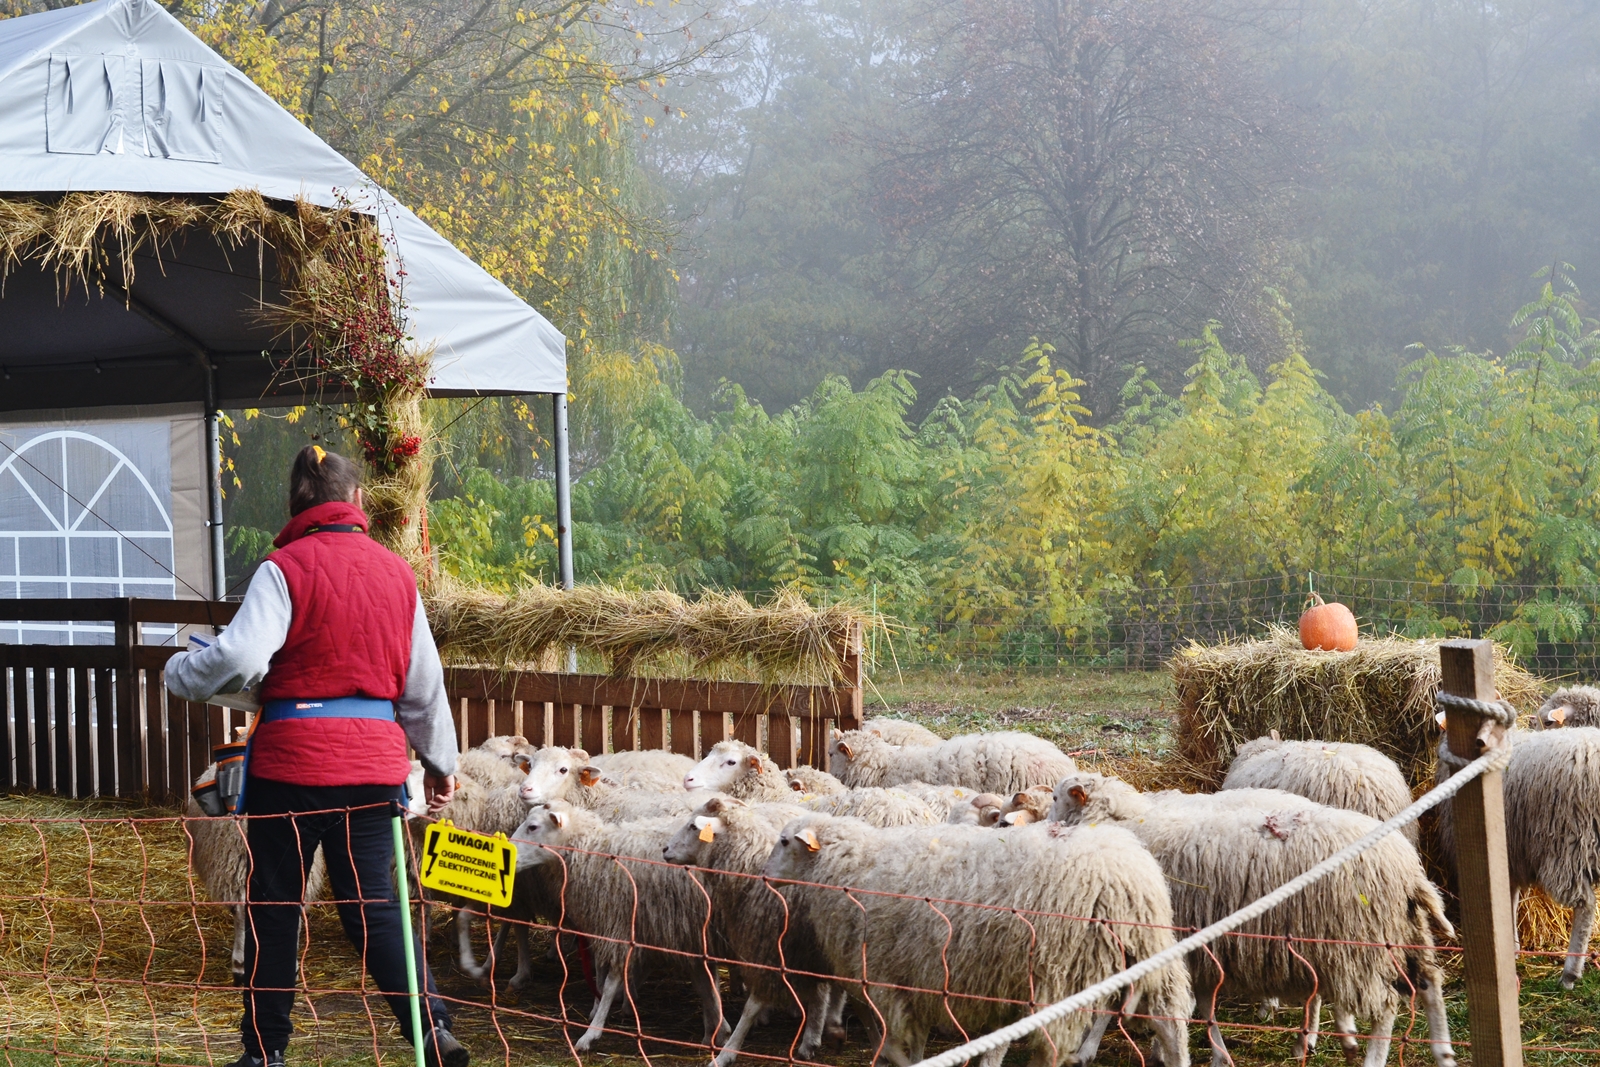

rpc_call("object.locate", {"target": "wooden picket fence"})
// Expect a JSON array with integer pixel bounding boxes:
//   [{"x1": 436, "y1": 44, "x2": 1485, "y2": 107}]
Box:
[{"x1": 0, "y1": 598, "x2": 863, "y2": 803}]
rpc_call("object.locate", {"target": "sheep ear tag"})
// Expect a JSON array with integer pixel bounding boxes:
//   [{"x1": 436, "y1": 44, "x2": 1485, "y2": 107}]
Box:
[
  {"x1": 578, "y1": 767, "x2": 603, "y2": 787},
  {"x1": 1550, "y1": 706, "x2": 1569, "y2": 726},
  {"x1": 1068, "y1": 786, "x2": 1089, "y2": 807},
  {"x1": 417, "y1": 821, "x2": 518, "y2": 908},
  {"x1": 837, "y1": 743, "x2": 853, "y2": 760},
  {"x1": 747, "y1": 755, "x2": 762, "y2": 770},
  {"x1": 694, "y1": 816, "x2": 723, "y2": 842},
  {"x1": 797, "y1": 827, "x2": 821, "y2": 852}
]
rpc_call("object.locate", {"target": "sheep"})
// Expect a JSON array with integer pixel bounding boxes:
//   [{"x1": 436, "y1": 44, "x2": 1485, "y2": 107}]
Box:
[
  {"x1": 183, "y1": 765, "x2": 328, "y2": 983},
  {"x1": 1435, "y1": 727, "x2": 1600, "y2": 989},
  {"x1": 863, "y1": 717, "x2": 942, "y2": 747},
  {"x1": 1050, "y1": 773, "x2": 1457, "y2": 1067},
  {"x1": 826, "y1": 729, "x2": 1075, "y2": 794},
  {"x1": 456, "y1": 734, "x2": 538, "y2": 788},
  {"x1": 784, "y1": 765, "x2": 847, "y2": 796},
  {"x1": 662, "y1": 795, "x2": 837, "y2": 1067},
  {"x1": 684, "y1": 741, "x2": 794, "y2": 803},
  {"x1": 1534, "y1": 685, "x2": 1600, "y2": 728},
  {"x1": 800, "y1": 786, "x2": 942, "y2": 827},
  {"x1": 996, "y1": 786, "x2": 1055, "y2": 827},
  {"x1": 895, "y1": 781, "x2": 987, "y2": 819},
  {"x1": 516, "y1": 745, "x2": 692, "y2": 806},
  {"x1": 763, "y1": 811, "x2": 1193, "y2": 1067},
  {"x1": 574, "y1": 765, "x2": 701, "y2": 823},
  {"x1": 509, "y1": 804, "x2": 728, "y2": 1052},
  {"x1": 944, "y1": 792, "x2": 1007, "y2": 827},
  {"x1": 1221, "y1": 736, "x2": 1419, "y2": 844}
]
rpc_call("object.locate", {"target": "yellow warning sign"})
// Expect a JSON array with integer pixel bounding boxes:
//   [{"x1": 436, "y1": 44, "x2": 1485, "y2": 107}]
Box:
[{"x1": 419, "y1": 820, "x2": 517, "y2": 907}]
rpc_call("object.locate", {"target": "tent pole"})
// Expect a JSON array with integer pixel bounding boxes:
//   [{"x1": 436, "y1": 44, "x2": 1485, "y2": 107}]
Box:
[
  {"x1": 204, "y1": 365, "x2": 225, "y2": 601},
  {"x1": 552, "y1": 391, "x2": 576, "y2": 671}
]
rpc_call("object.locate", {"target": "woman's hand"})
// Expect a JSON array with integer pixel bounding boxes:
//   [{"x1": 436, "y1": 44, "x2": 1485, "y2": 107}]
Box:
[{"x1": 424, "y1": 774, "x2": 455, "y2": 813}]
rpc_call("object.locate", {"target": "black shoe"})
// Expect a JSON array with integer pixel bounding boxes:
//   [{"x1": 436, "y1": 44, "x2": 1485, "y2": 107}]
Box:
[
  {"x1": 226, "y1": 1052, "x2": 285, "y2": 1067},
  {"x1": 423, "y1": 1027, "x2": 470, "y2": 1067}
]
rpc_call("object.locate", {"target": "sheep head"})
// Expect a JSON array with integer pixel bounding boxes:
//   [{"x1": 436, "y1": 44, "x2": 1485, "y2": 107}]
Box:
[
  {"x1": 685, "y1": 741, "x2": 764, "y2": 792},
  {"x1": 517, "y1": 747, "x2": 588, "y2": 806},
  {"x1": 1048, "y1": 773, "x2": 1144, "y2": 824}
]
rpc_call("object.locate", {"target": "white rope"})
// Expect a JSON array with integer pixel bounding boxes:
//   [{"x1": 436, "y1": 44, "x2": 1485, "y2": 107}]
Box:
[{"x1": 907, "y1": 744, "x2": 1510, "y2": 1067}]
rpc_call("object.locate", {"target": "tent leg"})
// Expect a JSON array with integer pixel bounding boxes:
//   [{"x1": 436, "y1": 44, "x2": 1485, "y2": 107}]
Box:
[
  {"x1": 205, "y1": 377, "x2": 225, "y2": 601},
  {"x1": 552, "y1": 392, "x2": 576, "y2": 671}
]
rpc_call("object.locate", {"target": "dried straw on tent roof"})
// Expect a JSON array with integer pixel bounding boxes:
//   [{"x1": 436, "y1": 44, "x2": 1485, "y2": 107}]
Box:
[
  {"x1": 1170, "y1": 627, "x2": 1544, "y2": 791},
  {"x1": 425, "y1": 582, "x2": 873, "y2": 685}
]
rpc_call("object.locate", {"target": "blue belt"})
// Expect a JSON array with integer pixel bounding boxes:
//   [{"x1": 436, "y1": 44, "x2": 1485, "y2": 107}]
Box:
[{"x1": 261, "y1": 697, "x2": 397, "y2": 722}]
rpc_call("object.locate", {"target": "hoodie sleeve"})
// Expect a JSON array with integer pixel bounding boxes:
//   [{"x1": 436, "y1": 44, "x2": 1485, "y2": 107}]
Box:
[
  {"x1": 164, "y1": 562, "x2": 290, "y2": 702},
  {"x1": 395, "y1": 592, "x2": 459, "y2": 778}
]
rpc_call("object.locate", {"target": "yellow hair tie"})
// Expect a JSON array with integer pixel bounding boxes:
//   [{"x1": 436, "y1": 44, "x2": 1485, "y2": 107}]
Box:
[{"x1": 312, "y1": 445, "x2": 326, "y2": 464}]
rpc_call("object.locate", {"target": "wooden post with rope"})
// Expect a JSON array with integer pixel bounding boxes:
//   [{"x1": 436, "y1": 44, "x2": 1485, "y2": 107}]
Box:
[{"x1": 1439, "y1": 639, "x2": 1522, "y2": 1067}]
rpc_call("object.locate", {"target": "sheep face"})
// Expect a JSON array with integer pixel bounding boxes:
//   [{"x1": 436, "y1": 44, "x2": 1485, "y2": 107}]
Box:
[
  {"x1": 763, "y1": 817, "x2": 826, "y2": 879},
  {"x1": 664, "y1": 796, "x2": 740, "y2": 864},
  {"x1": 516, "y1": 746, "x2": 592, "y2": 805},
  {"x1": 1048, "y1": 773, "x2": 1117, "y2": 823},
  {"x1": 1536, "y1": 686, "x2": 1600, "y2": 729},
  {"x1": 510, "y1": 803, "x2": 577, "y2": 870},
  {"x1": 684, "y1": 741, "x2": 762, "y2": 792}
]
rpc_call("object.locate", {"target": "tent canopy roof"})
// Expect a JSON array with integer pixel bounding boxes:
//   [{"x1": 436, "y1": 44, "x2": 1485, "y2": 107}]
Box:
[{"x1": 0, "y1": 0, "x2": 566, "y2": 414}]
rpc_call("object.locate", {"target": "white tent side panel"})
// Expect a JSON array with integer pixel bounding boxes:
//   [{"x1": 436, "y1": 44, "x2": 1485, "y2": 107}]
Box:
[{"x1": 0, "y1": 0, "x2": 567, "y2": 397}]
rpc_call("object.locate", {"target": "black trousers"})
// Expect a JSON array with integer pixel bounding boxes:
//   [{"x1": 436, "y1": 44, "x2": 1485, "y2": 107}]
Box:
[{"x1": 240, "y1": 777, "x2": 452, "y2": 1055}]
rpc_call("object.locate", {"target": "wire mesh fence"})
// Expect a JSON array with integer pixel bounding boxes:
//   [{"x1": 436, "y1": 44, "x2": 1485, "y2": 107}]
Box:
[
  {"x1": 0, "y1": 791, "x2": 1594, "y2": 1067},
  {"x1": 861, "y1": 572, "x2": 1600, "y2": 675}
]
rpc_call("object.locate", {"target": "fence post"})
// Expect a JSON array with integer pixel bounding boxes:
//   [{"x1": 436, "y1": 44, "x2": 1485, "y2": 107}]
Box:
[{"x1": 1439, "y1": 638, "x2": 1522, "y2": 1067}]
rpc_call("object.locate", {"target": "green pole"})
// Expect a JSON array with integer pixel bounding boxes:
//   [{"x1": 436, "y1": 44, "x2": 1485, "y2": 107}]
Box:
[{"x1": 391, "y1": 803, "x2": 428, "y2": 1067}]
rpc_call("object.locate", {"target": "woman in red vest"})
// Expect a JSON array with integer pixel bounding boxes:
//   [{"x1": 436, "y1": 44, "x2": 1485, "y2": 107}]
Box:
[{"x1": 168, "y1": 446, "x2": 468, "y2": 1067}]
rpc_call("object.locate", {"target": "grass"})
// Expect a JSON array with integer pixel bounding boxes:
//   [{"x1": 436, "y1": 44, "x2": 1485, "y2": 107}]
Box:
[{"x1": 863, "y1": 667, "x2": 1176, "y2": 760}]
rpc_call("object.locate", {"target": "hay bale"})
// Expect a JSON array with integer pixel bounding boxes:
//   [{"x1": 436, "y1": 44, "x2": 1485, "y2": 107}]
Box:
[
  {"x1": 425, "y1": 581, "x2": 874, "y2": 685},
  {"x1": 1170, "y1": 627, "x2": 1545, "y2": 791}
]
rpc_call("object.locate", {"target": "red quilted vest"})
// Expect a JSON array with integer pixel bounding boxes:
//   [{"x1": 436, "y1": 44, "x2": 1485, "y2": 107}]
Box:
[{"x1": 249, "y1": 500, "x2": 417, "y2": 786}]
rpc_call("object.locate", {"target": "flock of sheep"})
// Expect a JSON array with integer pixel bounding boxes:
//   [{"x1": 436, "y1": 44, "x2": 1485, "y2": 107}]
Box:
[{"x1": 180, "y1": 685, "x2": 1600, "y2": 1067}]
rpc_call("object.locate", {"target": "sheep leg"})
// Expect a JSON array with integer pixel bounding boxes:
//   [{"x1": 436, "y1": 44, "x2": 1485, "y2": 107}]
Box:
[
  {"x1": 1419, "y1": 976, "x2": 1457, "y2": 1067},
  {"x1": 509, "y1": 924, "x2": 533, "y2": 991},
  {"x1": 796, "y1": 981, "x2": 833, "y2": 1059},
  {"x1": 825, "y1": 983, "x2": 848, "y2": 1044},
  {"x1": 1562, "y1": 891, "x2": 1597, "y2": 989},
  {"x1": 1148, "y1": 1008, "x2": 1191, "y2": 1067},
  {"x1": 1360, "y1": 1006, "x2": 1396, "y2": 1067},
  {"x1": 712, "y1": 989, "x2": 769, "y2": 1067},
  {"x1": 976, "y1": 1044, "x2": 1008, "y2": 1067},
  {"x1": 693, "y1": 962, "x2": 729, "y2": 1046},
  {"x1": 574, "y1": 970, "x2": 625, "y2": 1052},
  {"x1": 1333, "y1": 1010, "x2": 1361, "y2": 1061},
  {"x1": 1069, "y1": 994, "x2": 1121, "y2": 1065},
  {"x1": 231, "y1": 903, "x2": 247, "y2": 984},
  {"x1": 1294, "y1": 995, "x2": 1322, "y2": 1058},
  {"x1": 1206, "y1": 1020, "x2": 1234, "y2": 1067},
  {"x1": 456, "y1": 901, "x2": 489, "y2": 979}
]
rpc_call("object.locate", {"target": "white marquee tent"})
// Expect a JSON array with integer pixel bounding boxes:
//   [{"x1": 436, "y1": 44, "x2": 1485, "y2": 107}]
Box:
[{"x1": 0, "y1": 0, "x2": 574, "y2": 608}]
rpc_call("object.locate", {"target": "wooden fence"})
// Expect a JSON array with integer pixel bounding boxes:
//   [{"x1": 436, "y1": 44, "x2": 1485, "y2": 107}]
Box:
[{"x1": 0, "y1": 598, "x2": 862, "y2": 804}]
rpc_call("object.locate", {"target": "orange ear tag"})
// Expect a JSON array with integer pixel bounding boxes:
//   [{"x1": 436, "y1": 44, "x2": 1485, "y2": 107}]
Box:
[{"x1": 699, "y1": 823, "x2": 716, "y2": 843}]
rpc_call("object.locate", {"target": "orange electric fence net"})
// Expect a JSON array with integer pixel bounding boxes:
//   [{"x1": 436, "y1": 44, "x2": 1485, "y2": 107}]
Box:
[{"x1": 0, "y1": 794, "x2": 1596, "y2": 1067}]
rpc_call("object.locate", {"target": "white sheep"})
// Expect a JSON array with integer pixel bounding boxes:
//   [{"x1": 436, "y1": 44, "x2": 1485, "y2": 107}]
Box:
[
  {"x1": 995, "y1": 786, "x2": 1054, "y2": 827},
  {"x1": 662, "y1": 795, "x2": 836, "y2": 1067},
  {"x1": 571, "y1": 764, "x2": 701, "y2": 823},
  {"x1": 894, "y1": 781, "x2": 987, "y2": 819},
  {"x1": 456, "y1": 734, "x2": 538, "y2": 788},
  {"x1": 1534, "y1": 685, "x2": 1600, "y2": 728},
  {"x1": 1435, "y1": 727, "x2": 1600, "y2": 988},
  {"x1": 1051, "y1": 773, "x2": 1457, "y2": 1067},
  {"x1": 944, "y1": 791, "x2": 1008, "y2": 827},
  {"x1": 763, "y1": 811, "x2": 1193, "y2": 1067},
  {"x1": 1221, "y1": 736, "x2": 1419, "y2": 844},
  {"x1": 516, "y1": 745, "x2": 692, "y2": 806},
  {"x1": 800, "y1": 786, "x2": 941, "y2": 827},
  {"x1": 509, "y1": 804, "x2": 728, "y2": 1052},
  {"x1": 183, "y1": 765, "x2": 327, "y2": 983},
  {"x1": 784, "y1": 765, "x2": 847, "y2": 796},
  {"x1": 684, "y1": 741, "x2": 794, "y2": 803},
  {"x1": 863, "y1": 717, "x2": 942, "y2": 747},
  {"x1": 826, "y1": 729, "x2": 1076, "y2": 793}
]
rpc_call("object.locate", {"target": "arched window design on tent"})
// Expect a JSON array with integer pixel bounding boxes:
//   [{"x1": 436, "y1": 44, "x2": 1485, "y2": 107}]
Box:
[{"x1": 0, "y1": 427, "x2": 176, "y2": 644}]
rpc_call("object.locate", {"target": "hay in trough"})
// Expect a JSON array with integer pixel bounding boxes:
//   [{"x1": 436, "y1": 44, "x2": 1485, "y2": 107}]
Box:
[
  {"x1": 1170, "y1": 627, "x2": 1544, "y2": 792},
  {"x1": 425, "y1": 581, "x2": 874, "y2": 685}
]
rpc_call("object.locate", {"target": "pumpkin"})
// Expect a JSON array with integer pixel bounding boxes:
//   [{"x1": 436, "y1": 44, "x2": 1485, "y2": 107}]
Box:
[{"x1": 1299, "y1": 593, "x2": 1358, "y2": 652}]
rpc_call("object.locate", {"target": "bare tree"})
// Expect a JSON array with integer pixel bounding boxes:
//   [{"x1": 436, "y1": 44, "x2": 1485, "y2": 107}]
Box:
[{"x1": 873, "y1": 0, "x2": 1300, "y2": 413}]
